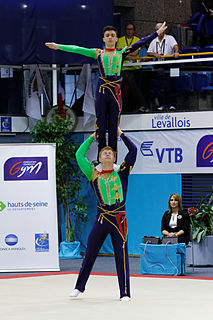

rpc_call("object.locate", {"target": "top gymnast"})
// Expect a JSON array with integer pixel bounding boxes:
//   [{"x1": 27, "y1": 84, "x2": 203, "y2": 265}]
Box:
[{"x1": 45, "y1": 22, "x2": 167, "y2": 157}]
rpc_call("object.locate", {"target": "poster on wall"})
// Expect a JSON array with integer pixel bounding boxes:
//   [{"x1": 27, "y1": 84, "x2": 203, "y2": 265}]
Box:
[
  {"x1": 0, "y1": 143, "x2": 59, "y2": 272},
  {"x1": 85, "y1": 129, "x2": 213, "y2": 174}
]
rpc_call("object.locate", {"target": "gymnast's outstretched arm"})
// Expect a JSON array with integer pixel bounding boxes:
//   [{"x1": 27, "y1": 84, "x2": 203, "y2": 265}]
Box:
[{"x1": 45, "y1": 42, "x2": 97, "y2": 59}]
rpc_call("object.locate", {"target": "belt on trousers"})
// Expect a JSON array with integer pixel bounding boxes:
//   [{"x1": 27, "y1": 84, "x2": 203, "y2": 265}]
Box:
[
  {"x1": 98, "y1": 76, "x2": 120, "y2": 93},
  {"x1": 97, "y1": 203, "x2": 127, "y2": 243},
  {"x1": 98, "y1": 77, "x2": 122, "y2": 111}
]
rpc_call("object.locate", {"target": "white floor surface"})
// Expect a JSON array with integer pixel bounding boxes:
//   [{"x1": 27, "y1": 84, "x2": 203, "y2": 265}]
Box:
[{"x1": 1, "y1": 273, "x2": 212, "y2": 320}]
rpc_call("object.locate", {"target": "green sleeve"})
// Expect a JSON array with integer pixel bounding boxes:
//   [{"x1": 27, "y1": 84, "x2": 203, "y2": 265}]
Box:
[
  {"x1": 76, "y1": 136, "x2": 94, "y2": 181},
  {"x1": 58, "y1": 44, "x2": 97, "y2": 59}
]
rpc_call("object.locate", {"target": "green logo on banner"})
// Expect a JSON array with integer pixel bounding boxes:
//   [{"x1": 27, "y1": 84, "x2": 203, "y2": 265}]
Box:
[{"x1": 0, "y1": 201, "x2": 6, "y2": 212}]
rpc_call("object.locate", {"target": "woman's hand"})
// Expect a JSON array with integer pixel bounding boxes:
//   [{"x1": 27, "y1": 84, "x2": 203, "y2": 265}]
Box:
[
  {"x1": 156, "y1": 22, "x2": 167, "y2": 36},
  {"x1": 167, "y1": 232, "x2": 176, "y2": 237},
  {"x1": 45, "y1": 42, "x2": 59, "y2": 50},
  {"x1": 175, "y1": 230, "x2": 184, "y2": 237}
]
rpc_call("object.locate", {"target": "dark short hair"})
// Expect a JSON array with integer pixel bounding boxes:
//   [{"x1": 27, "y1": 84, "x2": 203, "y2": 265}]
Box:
[
  {"x1": 125, "y1": 23, "x2": 136, "y2": 31},
  {"x1": 103, "y1": 25, "x2": 118, "y2": 36}
]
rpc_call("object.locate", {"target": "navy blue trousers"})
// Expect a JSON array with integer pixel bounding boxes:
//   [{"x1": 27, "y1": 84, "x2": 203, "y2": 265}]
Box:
[
  {"x1": 75, "y1": 212, "x2": 130, "y2": 298},
  {"x1": 95, "y1": 83, "x2": 121, "y2": 156}
]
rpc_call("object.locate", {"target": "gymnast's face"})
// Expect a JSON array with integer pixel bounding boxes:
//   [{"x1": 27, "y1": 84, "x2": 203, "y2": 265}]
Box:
[
  {"x1": 103, "y1": 30, "x2": 118, "y2": 48},
  {"x1": 99, "y1": 149, "x2": 115, "y2": 164}
]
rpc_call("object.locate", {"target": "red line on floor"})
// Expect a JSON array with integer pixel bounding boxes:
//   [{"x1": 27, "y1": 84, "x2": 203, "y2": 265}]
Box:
[
  {"x1": 0, "y1": 271, "x2": 213, "y2": 281},
  {"x1": 0, "y1": 271, "x2": 78, "y2": 279}
]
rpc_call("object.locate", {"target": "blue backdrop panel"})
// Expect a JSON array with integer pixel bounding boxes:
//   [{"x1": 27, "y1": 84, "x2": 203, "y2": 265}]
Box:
[
  {"x1": 126, "y1": 174, "x2": 182, "y2": 255},
  {"x1": 139, "y1": 243, "x2": 186, "y2": 275},
  {"x1": 0, "y1": 0, "x2": 113, "y2": 65}
]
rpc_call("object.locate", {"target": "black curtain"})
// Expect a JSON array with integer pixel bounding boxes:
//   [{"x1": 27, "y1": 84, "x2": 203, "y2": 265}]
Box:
[{"x1": 0, "y1": 0, "x2": 113, "y2": 65}]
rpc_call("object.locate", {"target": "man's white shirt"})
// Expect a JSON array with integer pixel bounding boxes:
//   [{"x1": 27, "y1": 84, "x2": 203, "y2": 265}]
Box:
[{"x1": 147, "y1": 34, "x2": 177, "y2": 56}]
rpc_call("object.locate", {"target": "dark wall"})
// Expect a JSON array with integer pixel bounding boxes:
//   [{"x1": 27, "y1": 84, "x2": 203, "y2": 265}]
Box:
[
  {"x1": 114, "y1": 0, "x2": 192, "y2": 37},
  {"x1": 0, "y1": 0, "x2": 113, "y2": 65}
]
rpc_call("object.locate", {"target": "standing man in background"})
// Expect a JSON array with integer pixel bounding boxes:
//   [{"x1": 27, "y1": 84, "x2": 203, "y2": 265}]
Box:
[
  {"x1": 147, "y1": 23, "x2": 179, "y2": 60},
  {"x1": 147, "y1": 22, "x2": 179, "y2": 111},
  {"x1": 116, "y1": 23, "x2": 149, "y2": 113}
]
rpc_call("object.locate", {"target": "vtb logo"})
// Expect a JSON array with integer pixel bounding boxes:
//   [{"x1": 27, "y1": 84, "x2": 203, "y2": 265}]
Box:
[
  {"x1": 0, "y1": 201, "x2": 6, "y2": 212},
  {"x1": 197, "y1": 135, "x2": 213, "y2": 167},
  {"x1": 140, "y1": 141, "x2": 154, "y2": 156},
  {"x1": 140, "y1": 141, "x2": 183, "y2": 163}
]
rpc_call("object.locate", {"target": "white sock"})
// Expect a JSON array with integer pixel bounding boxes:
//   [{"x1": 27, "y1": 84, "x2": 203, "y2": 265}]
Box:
[
  {"x1": 120, "y1": 296, "x2": 131, "y2": 301},
  {"x1": 69, "y1": 289, "x2": 81, "y2": 298}
]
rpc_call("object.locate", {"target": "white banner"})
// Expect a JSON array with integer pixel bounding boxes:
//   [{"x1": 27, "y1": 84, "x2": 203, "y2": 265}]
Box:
[
  {"x1": 117, "y1": 130, "x2": 213, "y2": 174},
  {"x1": 75, "y1": 111, "x2": 213, "y2": 133},
  {"x1": 0, "y1": 144, "x2": 59, "y2": 272},
  {"x1": 85, "y1": 129, "x2": 213, "y2": 174}
]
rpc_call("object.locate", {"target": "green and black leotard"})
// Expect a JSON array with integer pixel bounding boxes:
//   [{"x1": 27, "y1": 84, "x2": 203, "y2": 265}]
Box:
[
  {"x1": 76, "y1": 132, "x2": 137, "y2": 215},
  {"x1": 59, "y1": 33, "x2": 157, "y2": 155}
]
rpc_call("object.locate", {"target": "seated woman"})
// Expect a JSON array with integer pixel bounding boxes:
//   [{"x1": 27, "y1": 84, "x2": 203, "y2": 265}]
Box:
[{"x1": 161, "y1": 193, "x2": 190, "y2": 244}]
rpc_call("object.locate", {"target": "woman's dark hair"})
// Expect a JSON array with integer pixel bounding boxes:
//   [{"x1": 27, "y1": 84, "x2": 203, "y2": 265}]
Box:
[{"x1": 103, "y1": 25, "x2": 118, "y2": 36}]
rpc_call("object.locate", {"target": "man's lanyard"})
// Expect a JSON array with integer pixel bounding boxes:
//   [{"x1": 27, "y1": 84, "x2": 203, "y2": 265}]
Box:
[
  {"x1": 125, "y1": 36, "x2": 133, "y2": 46},
  {"x1": 156, "y1": 39, "x2": 166, "y2": 55}
]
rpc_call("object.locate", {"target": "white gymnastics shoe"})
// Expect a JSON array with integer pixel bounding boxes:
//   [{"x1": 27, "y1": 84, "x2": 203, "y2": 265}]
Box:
[
  {"x1": 69, "y1": 289, "x2": 81, "y2": 298},
  {"x1": 120, "y1": 296, "x2": 131, "y2": 301}
]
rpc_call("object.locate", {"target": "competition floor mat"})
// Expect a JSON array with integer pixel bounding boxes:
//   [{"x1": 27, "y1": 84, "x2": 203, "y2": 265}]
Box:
[{"x1": 1, "y1": 273, "x2": 212, "y2": 320}]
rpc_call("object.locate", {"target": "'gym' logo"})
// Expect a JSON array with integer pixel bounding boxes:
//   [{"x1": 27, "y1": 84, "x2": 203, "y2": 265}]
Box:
[{"x1": 197, "y1": 135, "x2": 213, "y2": 167}]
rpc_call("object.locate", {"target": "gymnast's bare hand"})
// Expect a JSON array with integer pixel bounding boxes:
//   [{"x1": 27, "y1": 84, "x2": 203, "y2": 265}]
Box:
[
  {"x1": 156, "y1": 22, "x2": 167, "y2": 36},
  {"x1": 91, "y1": 132, "x2": 96, "y2": 140},
  {"x1": 45, "y1": 42, "x2": 59, "y2": 50},
  {"x1": 117, "y1": 127, "x2": 123, "y2": 136}
]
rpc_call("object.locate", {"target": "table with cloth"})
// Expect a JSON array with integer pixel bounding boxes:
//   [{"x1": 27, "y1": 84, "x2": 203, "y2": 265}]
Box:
[{"x1": 139, "y1": 243, "x2": 186, "y2": 276}]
